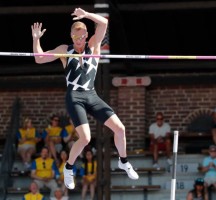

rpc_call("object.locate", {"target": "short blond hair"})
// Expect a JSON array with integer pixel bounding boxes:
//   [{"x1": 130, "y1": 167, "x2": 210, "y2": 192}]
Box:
[
  {"x1": 71, "y1": 21, "x2": 87, "y2": 32},
  {"x1": 23, "y1": 117, "x2": 31, "y2": 129}
]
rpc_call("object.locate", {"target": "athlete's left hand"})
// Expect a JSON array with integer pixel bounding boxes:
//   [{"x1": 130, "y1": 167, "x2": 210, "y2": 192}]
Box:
[{"x1": 71, "y1": 8, "x2": 87, "y2": 20}]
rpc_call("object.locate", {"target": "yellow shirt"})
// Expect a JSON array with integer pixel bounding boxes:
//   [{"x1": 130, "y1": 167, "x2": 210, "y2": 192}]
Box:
[
  {"x1": 59, "y1": 161, "x2": 66, "y2": 181},
  {"x1": 82, "y1": 161, "x2": 97, "y2": 182},
  {"x1": 23, "y1": 193, "x2": 44, "y2": 200},
  {"x1": 45, "y1": 126, "x2": 63, "y2": 142},
  {"x1": 45, "y1": 126, "x2": 62, "y2": 137},
  {"x1": 18, "y1": 128, "x2": 38, "y2": 146},
  {"x1": 65, "y1": 124, "x2": 78, "y2": 141},
  {"x1": 34, "y1": 157, "x2": 55, "y2": 178}
]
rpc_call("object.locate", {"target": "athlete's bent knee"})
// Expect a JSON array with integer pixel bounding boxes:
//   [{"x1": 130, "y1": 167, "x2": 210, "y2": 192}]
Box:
[
  {"x1": 115, "y1": 124, "x2": 125, "y2": 137},
  {"x1": 79, "y1": 136, "x2": 91, "y2": 146}
]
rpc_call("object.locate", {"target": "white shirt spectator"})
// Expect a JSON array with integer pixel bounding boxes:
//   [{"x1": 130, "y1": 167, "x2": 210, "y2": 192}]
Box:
[{"x1": 149, "y1": 122, "x2": 171, "y2": 139}]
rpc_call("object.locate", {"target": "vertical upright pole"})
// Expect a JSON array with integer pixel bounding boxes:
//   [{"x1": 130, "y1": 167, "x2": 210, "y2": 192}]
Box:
[
  {"x1": 94, "y1": 1, "x2": 110, "y2": 200},
  {"x1": 170, "y1": 130, "x2": 179, "y2": 200},
  {"x1": 103, "y1": 66, "x2": 111, "y2": 200},
  {"x1": 96, "y1": 64, "x2": 104, "y2": 200}
]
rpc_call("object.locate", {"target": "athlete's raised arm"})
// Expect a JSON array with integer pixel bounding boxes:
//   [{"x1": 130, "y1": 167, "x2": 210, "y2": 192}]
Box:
[{"x1": 31, "y1": 22, "x2": 67, "y2": 65}]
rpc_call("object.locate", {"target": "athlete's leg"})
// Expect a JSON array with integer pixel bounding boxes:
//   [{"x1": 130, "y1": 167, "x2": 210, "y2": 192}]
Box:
[
  {"x1": 67, "y1": 123, "x2": 91, "y2": 165},
  {"x1": 86, "y1": 92, "x2": 138, "y2": 179},
  {"x1": 104, "y1": 114, "x2": 139, "y2": 180},
  {"x1": 104, "y1": 114, "x2": 126, "y2": 157},
  {"x1": 64, "y1": 123, "x2": 91, "y2": 189},
  {"x1": 65, "y1": 90, "x2": 91, "y2": 165},
  {"x1": 64, "y1": 90, "x2": 92, "y2": 189}
]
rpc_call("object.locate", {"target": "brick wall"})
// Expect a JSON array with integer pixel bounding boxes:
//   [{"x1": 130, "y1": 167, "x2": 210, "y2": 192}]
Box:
[
  {"x1": 110, "y1": 84, "x2": 216, "y2": 150},
  {"x1": 0, "y1": 83, "x2": 216, "y2": 151},
  {"x1": 115, "y1": 87, "x2": 146, "y2": 150},
  {"x1": 0, "y1": 88, "x2": 96, "y2": 137},
  {"x1": 145, "y1": 85, "x2": 216, "y2": 134}
]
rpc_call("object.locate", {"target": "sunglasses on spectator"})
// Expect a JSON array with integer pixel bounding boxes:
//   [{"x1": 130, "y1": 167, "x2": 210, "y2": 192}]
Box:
[
  {"x1": 156, "y1": 117, "x2": 163, "y2": 121},
  {"x1": 53, "y1": 118, "x2": 59, "y2": 122},
  {"x1": 42, "y1": 161, "x2": 46, "y2": 168}
]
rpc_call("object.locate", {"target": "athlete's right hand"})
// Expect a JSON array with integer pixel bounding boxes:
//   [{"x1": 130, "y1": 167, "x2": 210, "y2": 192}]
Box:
[{"x1": 31, "y1": 22, "x2": 46, "y2": 40}]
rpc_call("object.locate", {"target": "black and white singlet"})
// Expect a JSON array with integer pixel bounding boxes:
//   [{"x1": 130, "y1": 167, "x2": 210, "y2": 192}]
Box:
[
  {"x1": 65, "y1": 43, "x2": 115, "y2": 127},
  {"x1": 65, "y1": 43, "x2": 99, "y2": 91}
]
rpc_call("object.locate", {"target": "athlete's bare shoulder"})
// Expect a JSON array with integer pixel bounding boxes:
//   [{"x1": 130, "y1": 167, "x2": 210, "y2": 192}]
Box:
[
  {"x1": 57, "y1": 44, "x2": 69, "y2": 68},
  {"x1": 55, "y1": 44, "x2": 68, "y2": 53}
]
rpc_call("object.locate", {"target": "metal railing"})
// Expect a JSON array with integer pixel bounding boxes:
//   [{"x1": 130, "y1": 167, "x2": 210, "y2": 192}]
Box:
[{"x1": 0, "y1": 97, "x2": 21, "y2": 200}]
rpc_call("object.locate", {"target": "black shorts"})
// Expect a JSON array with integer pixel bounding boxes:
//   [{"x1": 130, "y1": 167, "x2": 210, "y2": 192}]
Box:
[{"x1": 66, "y1": 89, "x2": 115, "y2": 128}]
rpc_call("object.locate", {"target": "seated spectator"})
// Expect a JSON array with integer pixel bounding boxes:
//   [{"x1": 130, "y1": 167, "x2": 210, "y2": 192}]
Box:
[
  {"x1": 50, "y1": 188, "x2": 69, "y2": 200},
  {"x1": 80, "y1": 149, "x2": 97, "y2": 200},
  {"x1": 186, "y1": 178, "x2": 208, "y2": 200},
  {"x1": 149, "y1": 112, "x2": 172, "y2": 168},
  {"x1": 42, "y1": 115, "x2": 67, "y2": 165},
  {"x1": 57, "y1": 149, "x2": 77, "y2": 196},
  {"x1": 211, "y1": 108, "x2": 216, "y2": 144},
  {"x1": 17, "y1": 117, "x2": 41, "y2": 170},
  {"x1": 22, "y1": 181, "x2": 45, "y2": 200},
  {"x1": 200, "y1": 145, "x2": 216, "y2": 189},
  {"x1": 63, "y1": 118, "x2": 79, "y2": 151},
  {"x1": 31, "y1": 146, "x2": 59, "y2": 197}
]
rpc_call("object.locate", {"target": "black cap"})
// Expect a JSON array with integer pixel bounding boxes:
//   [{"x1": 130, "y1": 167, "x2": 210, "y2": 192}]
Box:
[{"x1": 195, "y1": 178, "x2": 204, "y2": 186}]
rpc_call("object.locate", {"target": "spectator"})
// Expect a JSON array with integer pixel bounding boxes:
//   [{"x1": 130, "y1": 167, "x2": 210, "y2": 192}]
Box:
[
  {"x1": 42, "y1": 115, "x2": 67, "y2": 165},
  {"x1": 80, "y1": 149, "x2": 97, "y2": 200},
  {"x1": 149, "y1": 112, "x2": 172, "y2": 168},
  {"x1": 211, "y1": 108, "x2": 216, "y2": 144},
  {"x1": 200, "y1": 145, "x2": 216, "y2": 189},
  {"x1": 186, "y1": 178, "x2": 208, "y2": 200},
  {"x1": 31, "y1": 146, "x2": 59, "y2": 197},
  {"x1": 57, "y1": 150, "x2": 77, "y2": 196},
  {"x1": 50, "y1": 188, "x2": 69, "y2": 200},
  {"x1": 22, "y1": 181, "x2": 45, "y2": 200},
  {"x1": 17, "y1": 117, "x2": 41, "y2": 170},
  {"x1": 63, "y1": 118, "x2": 79, "y2": 151}
]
